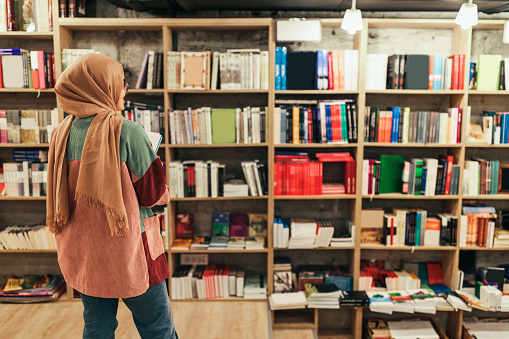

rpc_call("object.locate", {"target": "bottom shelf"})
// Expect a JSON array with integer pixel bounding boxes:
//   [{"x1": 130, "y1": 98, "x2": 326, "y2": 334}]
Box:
[
  {"x1": 273, "y1": 309, "x2": 317, "y2": 329},
  {"x1": 317, "y1": 330, "x2": 353, "y2": 339}
]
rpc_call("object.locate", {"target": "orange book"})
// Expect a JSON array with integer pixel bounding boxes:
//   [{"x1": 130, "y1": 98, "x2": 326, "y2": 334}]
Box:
[
  {"x1": 293, "y1": 106, "x2": 300, "y2": 144},
  {"x1": 334, "y1": 104, "x2": 342, "y2": 142},
  {"x1": 171, "y1": 239, "x2": 193, "y2": 249},
  {"x1": 331, "y1": 50, "x2": 340, "y2": 90},
  {"x1": 428, "y1": 54, "x2": 434, "y2": 90},
  {"x1": 338, "y1": 50, "x2": 345, "y2": 90},
  {"x1": 377, "y1": 111, "x2": 384, "y2": 143}
]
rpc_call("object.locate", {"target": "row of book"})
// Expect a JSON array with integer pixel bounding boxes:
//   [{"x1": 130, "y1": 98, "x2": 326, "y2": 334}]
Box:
[
  {"x1": 0, "y1": 49, "x2": 56, "y2": 89},
  {"x1": 165, "y1": 50, "x2": 270, "y2": 91},
  {"x1": 479, "y1": 110, "x2": 509, "y2": 145},
  {"x1": 0, "y1": 0, "x2": 53, "y2": 32},
  {"x1": 3, "y1": 150, "x2": 48, "y2": 197},
  {"x1": 0, "y1": 224, "x2": 56, "y2": 250},
  {"x1": 362, "y1": 207, "x2": 458, "y2": 247},
  {"x1": 460, "y1": 205, "x2": 497, "y2": 248},
  {"x1": 275, "y1": 48, "x2": 359, "y2": 91},
  {"x1": 175, "y1": 212, "x2": 267, "y2": 239},
  {"x1": 61, "y1": 49, "x2": 98, "y2": 71},
  {"x1": 122, "y1": 101, "x2": 165, "y2": 142},
  {"x1": 168, "y1": 107, "x2": 266, "y2": 145},
  {"x1": 368, "y1": 53, "x2": 466, "y2": 90},
  {"x1": 273, "y1": 100, "x2": 358, "y2": 144},
  {"x1": 172, "y1": 236, "x2": 266, "y2": 251},
  {"x1": 272, "y1": 218, "x2": 354, "y2": 249},
  {"x1": 464, "y1": 159, "x2": 500, "y2": 195},
  {"x1": 362, "y1": 155, "x2": 459, "y2": 196},
  {"x1": 170, "y1": 265, "x2": 266, "y2": 300},
  {"x1": 168, "y1": 160, "x2": 268, "y2": 198},
  {"x1": 274, "y1": 151, "x2": 356, "y2": 196},
  {"x1": 136, "y1": 51, "x2": 164, "y2": 89},
  {"x1": 363, "y1": 107, "x2": 462, "y2": 144},
  {"x1": 0, "y1": 275, "x2": 66, "y2": 303},
  {"x1": 0, "y1": 109, "x2": 59, "y2": 144}
]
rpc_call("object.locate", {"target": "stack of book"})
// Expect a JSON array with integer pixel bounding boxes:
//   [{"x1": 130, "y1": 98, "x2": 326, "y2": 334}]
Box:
[
  {"x1": 464, "y1": 159, "x2": 500, "y2": 195},
  {"x1": 269, "y1": 292, "x2": 307, "y2": 310},
  {"x1": 367, "y1": 291, "x2": 394, "y2": 314},
  {"x1": 61, "y1": 49, "x2": 98, "y2": 71},
  {"x1": 0, "y1": 225, "x2": 56, "y2": 250},
  {"x1": 463, "y1": 317, "x2": 509, "y2": 339},
  {"x1": 122, "y1": 101, "x2": 165, "y2": 142},
  {"x1": 363, "y1": 107, "x2": 462, "y2": 144},
  {"x1": 407, "y1": 289, "x2": 438, "y2": 314},
  {"x1": 169, "y1": 106, "x2": 266, "y2": 145},
  {"x1": 168, "y1": 160, "x2": 267, "y2": 198},
  {"x1": 459, "y1": 205, "x2": 497, "y2": 248},
  {"x1": 330, "y1": 219, "x2": 355, "y2": 247},
  {"x1": 288, "y1": 219, "x2": 317, "y2": 249},
  {"x1": 273, "y1": 257, "x2": 293, "y2": 293},
  {"x1": 243, "y1": 275, "x2": 267, "y2": 299},
  {"x1": 493, "y1": 228, "x2": 509, "y2": 248},
  {"x1": 170, "y1": 264, "x2": 245, "y2": 300},
  {"x1": 208, "y1": 236, "x2": 228, "y2": 250},
  {"x1": 339, "y1": 290, "x2": 370, "y2": 308},
  {"x1": 359, "y1": 271, "x2": 374, "y2": 291},
  {"x1": 3, "y1": 161, "x2": 48, "y2": 197},
  {"x1": 1, "y1": 109, "x2": 59, "y2": 144},
  {"x1": 371, "y1": 53, "x2": 466, "y2": 90},
  {"x1": 387, "y1": 319, "x2": 440, "y2": 339},
  {"x1": 167, "y1": 50, "x2": 269, "y2": 91},
  {"x1": 1, "y1": 1, "x2": 53, "y2": 32},
  {"x1": 388, "y1": 290, "x2": 415, "y2": 313},
  {"x1": 275, "y1": 48, "x2": 359, "y2": 90},
  {"x1": 274, "y1": 100, "x2": 358, "y2": 144},
  {"x1": 135, "y1": 51, "x2": 164, "y2": 89},
  {"x1": 0, "y1": 275, "x2": 66, "y2": 303},
  {"x1": 245, "y1": 237, "x2": 265, "y2": 250},
  {"x1": 305, "y1": 283, "x2": 341, "y2": 309},
  {"x1": 0, "y1": 49, "x2": 56, "y2": 89},
  {"x1": 189, "y1": 237, "x2": 210, "y2": 250}
]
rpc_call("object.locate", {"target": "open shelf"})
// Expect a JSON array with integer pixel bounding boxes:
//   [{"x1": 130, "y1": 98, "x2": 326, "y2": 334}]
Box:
[
  {"x1": 361, "y1": 245, "x2": 457, "y2": 251},
  {"x1": 0, "y1": 250, "x2": 57, "y2": 253},
  {"x1": 366, "y1": 89, "x2": 464, "y2": 94},
  {"x1": 169, "y1": 89, "x2": 269, "y2": 94},
  {"x1": 167, "y1": 143, "x2": 268, "y2": 148},
  {"x1": 362, "y1": 194, "x2": 459, "y2": 200},
  {"x1": 462, "y1": 195, "x2": 509, "y2": 200},
  {"x1": 468, "y1": 91, "x2": 509, "y2": 95},
  {"x1": 128, "y1": 89, "x2": 165, "y2": 93},
  {"x1": 274, "y1": 246, "x2": 355, "y2": 250},
  {"x1": 0, "y1": 88, "x2": 54, "y2": 93},
  {"x1": 460, "y1": 247, "x2": 509, "y2": 251},
  {"x1": 0, "y1": 143, "x2": 50, "y2": 148},
  {"x1": 274, "y1": 195, "x2": 356, "y2": 200},
  {"x1": 465, "y1": 144, "x2": 509, "y2": 148},
  {"x1": 171, "y1": 297, "x2": 267, "y2": 302},
  {"x1": 171, "y1": 196, "x2": 267, "y2": 201},
  {"x1": 364, "y1": 143, "x2": 461, "y2": 148},
  {"x1": 318, "y1": 330, "x2": 354, "y2": 339},
  {"x1": 275, "y1": 90, "x2": 358, "y2": 95},
  {"x1": 275, "y1": 143, "x2": 357, "y2": 148},
  {"x1": 170, "y1": 248, "x2": 268, "y2": 253}
]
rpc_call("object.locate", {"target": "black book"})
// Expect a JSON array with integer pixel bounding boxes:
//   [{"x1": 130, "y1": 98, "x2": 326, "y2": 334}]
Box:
[
  {"x1": 349, "y1": 102, "x2": 358, "y2": 143},
  {"x1": 299, "y1": 108, "x2": 305, "y2": 143},
  {"x1": 340, "y1": 291, "x2": 369, "y2": 306},
  {"x1": 404, "y1": 54, "x2": 430, "y2": 90},
  {"x1": 345, "y1": 102, "x2": 353, "y2": 143},
  {"x1": 387, "y1": 55, "x2": 399, "y2": 89},
  {"x1": 157, "y1": 52, "x2": 164, "y2": 89},
  {"x1": 313, "y1": 108, "x2": 321, "y2": 143},
  {"x1": 398, "y1": 55, "x2": 406, "y2": 89},
  {"x1": 369, "y1": 107, "x2": 378, "y2": 142},
  {"x1": 217, "y1": 165, "x2": 225, "y2": 197},
  {"x1": 286, "y1": 51, "x2": 317, "y2": 90},
  {"x1": 409, "y1": 211, "x2": 417, "y2": 246},
  {"x1": 451, "y1": 217, "x2": 458, "y2": 246},
  {"x1": 257, "y1": 163, "x2": 268, "y2": 196},
  {"x1": 435, "y1": 164, "x2": 444, "y2": 195},
  {"x1": 374, "y1": 160, "x2": 381, "y2": 194},
  {"x1": 183, "y1": 164, "x2": 189, "y2": 197},
  {"x1": 439, "y1": 219, "x2": 448, "y2": 246},
  {"x1": 438, "y1": 158, "x2": 448, "y2": 195},
  {"x1": 500, "y1": 61, "x2": 506, "y2": 90},
  {"x1": 287, "y1": 110, "x2": 293, "y2": 143},
  {"x1": 207, "y1": 162, "x2": 212, "y2": 198},
  {"x1": 260, "y1": 110, "x2": 266, "y2": 143},
  {"x1": 398, "y1": 108, "x2": 405, "y2": 143}
]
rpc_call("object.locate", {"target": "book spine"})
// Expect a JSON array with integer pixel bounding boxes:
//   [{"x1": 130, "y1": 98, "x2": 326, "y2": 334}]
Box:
[{"x1": 6, "y1": 0, "x2": 15, "y2": 31}]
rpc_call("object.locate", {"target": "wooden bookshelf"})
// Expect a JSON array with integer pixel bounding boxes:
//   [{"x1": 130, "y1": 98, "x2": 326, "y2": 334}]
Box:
[
  {"x1": 0, "y1": 196, "x2": 47, "y2": 201},
  {"x1": 4, "y1": 13, "x2": 509, "y2": 338},
  {"x1": 0, "y1": 89, "x2": 54, "y2": 93}
]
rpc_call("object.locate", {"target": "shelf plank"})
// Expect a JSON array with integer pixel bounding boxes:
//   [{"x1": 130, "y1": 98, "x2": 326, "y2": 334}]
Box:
[
  {"x1": 465, "y1": 144, "x2": 509, "y2": 148},
  {"x1": 170, "y1": 249, "x2": 268, "y2": 253},
  {"x1": 128, "y1": 89, "x2": 165, "y2": 94},
  {"x1": 366, "y1": 89, "x2": 464, "y2": 94},
  {"x1": 0, "y1": 88, "x2": 54, "y2": 93},
  {"x1": 169, "y1": 89, "x2": 268, "y2": 94},
  {"x1": 364, "y1": 143, "x2": 460, "y2": 148},
  {"x1": 462, "y1": 195, "x2": 509, "y2": 200},
  {"x1": 274, "y1": 246, "x2": 355, "y2": 250},
  {"x1": 0, "y1": 250, "x2": 56, "y2": 253},
  {"x1": 0, "y1": 143, "x2": 49, "y2": 148},
  {"x1": 275, "y1": 143, "x2": 357, "y2": 148},
  {"x1": 0, "y1": 196, "x2": 47, "y2": 201},
  {"x1": 0, "y1": 32, "x2": 54, "y2": 39},
  {"x1": 460, "y1": 247, "x2": 509, "y2": 251},
  {"x1": 362, "y1": 194, "x2": 459, "y2": 200},
  {"x1": 468, "y1": 91, "x2": 509, "y2": 95},
  {"x1": 361, "y1": 245, "x2": 457, "y2": 251},
  {"x1": 168, "y1": 143, "x2": 268, "y2": 148},
  {"x1": 275, "y1": 90, "x2": 358, "y2": 95},
  {"x1": 171, "y1": 196, "x2": 268, "y2": 201},
  {"x1": 274, "y1": 195, "x2": 355, "y2": 200}
]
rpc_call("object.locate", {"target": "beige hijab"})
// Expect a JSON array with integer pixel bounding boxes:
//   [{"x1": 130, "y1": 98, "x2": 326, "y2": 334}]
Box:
[{"x1": 47, "y1": 53, "x2": 130, "y2": 237}]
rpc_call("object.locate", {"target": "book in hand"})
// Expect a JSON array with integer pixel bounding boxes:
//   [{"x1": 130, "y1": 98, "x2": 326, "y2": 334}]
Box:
[{"x1": 146, "y1": 131, "x2": 162, "y2": 152}]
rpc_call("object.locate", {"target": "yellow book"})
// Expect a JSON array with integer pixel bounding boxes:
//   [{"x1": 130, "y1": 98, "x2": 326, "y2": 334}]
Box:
[{"x1": 293, "y1": 106, "x2": 299, "y2": 144}]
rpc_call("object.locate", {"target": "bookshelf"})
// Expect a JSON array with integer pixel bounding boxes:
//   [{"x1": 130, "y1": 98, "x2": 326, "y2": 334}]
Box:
[{"x1": 3, "y1": 8, "x2": 509, "y2": 338}]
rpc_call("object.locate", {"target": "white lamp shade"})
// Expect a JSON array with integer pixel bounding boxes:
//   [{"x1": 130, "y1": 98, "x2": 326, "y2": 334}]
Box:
[
  {"x1": 341, "y1": 9, "x2": 363, "y2": 35},
  {"x1": 455, "y1": 3, "x2": 478, "y2": 29}
]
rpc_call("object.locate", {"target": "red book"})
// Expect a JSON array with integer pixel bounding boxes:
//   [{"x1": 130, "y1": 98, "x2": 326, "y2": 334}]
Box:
[
  {"x1": 230, "y1": 213, "x2": 248, "y2": 237},
  {"x1": 0, "y1": 58, "x2": 3, "y2": 88},
  {"x1": 327, "y1": 53, "x2": 334, "y2": 90},
  {"x1": 307, "y1": 108, "x2": 313, "y2": 143},
  {"x1": 428, "y1": 54, "x2": 434, "y2": 90},
  {"x1": 335, "y1": 104, "x2": 342, "y2": 142},
  {"x1": 458, "y1": 54, "x2": 465, "y2": 90},
  {"x1": 316, "y1": 152, "x2": 350, "y2": 158},
  {"x1": 274, "y1": 155, "x2": 309, "y2": 163},
  {"x1": 377, "y1": 111, "x2": 384, "y2": 143},
  {"x1": 351, "y1": 161, "x2": 356, "y2": 194},
  {"x1": 450, "y1": 54, "x2": 459, "y2": 90},
  {"x1": 49, "y1": 54, "x2": 55, "y2": 88},
  {"x1": 175, "y1": 213, "x2": 194, "y2": 239},
  {"x1": 6, "y1": 0, "x2": 15, "y2": 31},
  {"x1": 38, "y1": 51, "x2": 47, "y2": 89},
  {"x1": 368, "y1": 160, "x2": 374, "y2": 195},
  {"x1": 0, "y1": 110, "x2": 6, "y2": 143},
  {"x1": 345, "y1": 160, "x2": 352, "y2": 194},
  {"x1": 274, "y1": 162, "x2": 283, "y2": 196},
  {"x1": 303, "y1": 162, "x2": 310, "y2": 195},
  {"x1": 439, "y1": 154, "x2": 453, "y2": 195},
  {"x1": 386, "y1": 111, "x2": 393, "y2": 143},
  {"x1": 426, "y1": 262, "x2": 443, "y2": 285}
]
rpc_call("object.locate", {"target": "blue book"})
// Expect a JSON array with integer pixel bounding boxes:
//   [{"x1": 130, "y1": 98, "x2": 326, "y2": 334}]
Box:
[
  {"x1": 315, "y1": 108, "x2": 321, "y2": 143},
  {"x1": 281, "y1": 47, "x2": 287, "y2": 90},
  {"x1": 469, "y1": 62, "x2": 476, "y2": 89},
  {"x1": 462, "y1": 205, "x2": 496, "y2": 213},
  {"x1": 325, "y1": 105, "x2": 332, "y2": 143},
  {"x1": 275, "y1": 47, "x2": 281, "y2": 90},
  {"x1": 429, "y1": 283, "x2": 452, "y2": 296},
  {"x1": 316, "y1": 51, "x2": 322, "y2": 90},
  {"x1": 321, "y1": 50, "x2": 328, "y2": 90},
  {"x1": 501, "y1": 114, "x2": 506, "y2": 144},
  {"x1": 0, "y1": 48, "x2": 25, "y2": 55},
  {"x1": 415, "y1": 212, "x2": 422, "y2": 246},
  {"x1": 275, "y1": 151, "x2": 309, "y2": 156},
  {"x1": 405, "y1": 212, "x2": 410, "y2": 246},
  {"x1": 433, "y1": 55, "x2": 439, "y2": 90},
  {"x1": 505, "y1": 113, "x2": 509, "y2": 144},
  {"x1": 325, "y1": 276, "x2": 353, "y2": 291},
  {"x1": 391, "y1": 107, "x2": 400, "y2": 143},
  {"x1": 420, "y1": 168, "x2": 427, "y2": 196}
]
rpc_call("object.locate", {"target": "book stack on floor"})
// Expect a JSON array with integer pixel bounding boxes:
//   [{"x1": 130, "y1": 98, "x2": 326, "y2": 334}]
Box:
[
  {"x1": 363, "y1": 154, "x2": 460, "y2": 196},
  {"x1": 0, "y1": 275, "x2": 66, "y2": 303},
  {"x1": 1, "y1": 0, "x2": 53, "y2": 32},
  {"x1": 1, "y1": 109, "x2": 59, "y2": 144},
  {"x1": 339, "y1": 290, "x2": 369, "y2": 308},
  {"x1": 0, "y1": 49, "x2": 56, "y2": 89},
  {"x1": 274, "y1": 151, "x2": 356, "y2": 196},
  {"x1": 3, "y1": 150, "x2": 49, "y2": 197},
  {"x1": 363, "y1": 107, "x2": 462, "y2": 145},
  {"x1": 463, "y1": 317, "x2": 509, "y2": 339},
  {"x1": 275, "y1": 48, "x2": 359, "y2": 90},
  {"x1": 171, "y1": 212, "x2": 267, "y2": 251},
  {"x1": 273, "y1": 257, "x2": 293, "y2": 293},
  {"x1": 273, "y1": 100, "x2": 358, "y2": 144},
  {"x1": 61, "y1": 49, "x2": 98, "y2": 71},
  {"x1": 269, "y1": 291, "x2": 307, "y2": 310},
  {"x1": 304, "y1": 283, "x2": 341, "y2": 309},
  {"x1": 167, "y1": 49, "x2": 269, "y2": 90},
  {"x1": 365, "y1": 53, "x2": 465, "y2": 90},
  {"x1": 136, "y1": 51, "x2": 164, "y2": 89},
  {"x1": 273, "y1": 217, "x2": 354, "y2": 249},
  {"x1": 0, "y1": 225, "x2": 56, "y2": 250},
  {"x1": 463, "y1": 159, "x2": 500, "y2": 195},
  {"x1": 168, "y1": 159, "x2": 267, "y2": 198},
  {"x1": 169, "y1": 106, "x2": 266, "y2": 145},
  {"x1": 244, "y1": 275, "x2": 267, "y2": 299},
  {"x1": 122, "y1": 101, "x2": 165, "y2": 142},
  {"x1": 459, "y1": 204, "x2": 497, "y2": 248},
  {"x1": 170, "y1": 264, "x2": 246, "y2": 300}
]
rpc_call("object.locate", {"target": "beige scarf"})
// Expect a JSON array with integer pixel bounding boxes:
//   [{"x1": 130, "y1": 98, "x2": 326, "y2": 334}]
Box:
[{"x1": 47, "y1": 53, "x2": 129, "y2": 236}]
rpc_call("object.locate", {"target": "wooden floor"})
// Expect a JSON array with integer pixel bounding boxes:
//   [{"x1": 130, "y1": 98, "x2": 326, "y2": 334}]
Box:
[{"x1": 0, "y1": 300, "x2": 271, "y2": 339}]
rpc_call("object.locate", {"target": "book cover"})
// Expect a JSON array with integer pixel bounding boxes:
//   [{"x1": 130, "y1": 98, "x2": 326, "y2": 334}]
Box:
[
  {"x1": 476, "y1": 55, "x2": 502, "y2": 91},
  {"x1": 404, "y1": 54, "x2": 430, "y2": 90},
  {"x1": 379, "y1": 154, "x2": 404, "y2": 194},
  {"x1": 181, "y1": 51, "x2": 207, "y2": 90},
  {"x1": 229, "y1": 213, "x2": 248, "y2": 237},
  {"x1": 211, "y1": 108, "x2": 236, "y2": 143},
  {"x1": 286, "y1": 51, "x2": 316, "y2": 90},
  {"x1": 175, "y1": 213, "x2": 194, "y2": 239},
  {"x1": 212, "y1": 212, "x2": 229, "y2": 236},
  {"x1": 248, "y1": 213, "x2": 267, "y2": 237}
]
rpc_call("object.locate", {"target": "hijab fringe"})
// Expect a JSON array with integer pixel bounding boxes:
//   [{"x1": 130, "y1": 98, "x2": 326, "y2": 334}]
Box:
[{"x1": 46, "y1": 212, "x2": 69, "y2": 234}]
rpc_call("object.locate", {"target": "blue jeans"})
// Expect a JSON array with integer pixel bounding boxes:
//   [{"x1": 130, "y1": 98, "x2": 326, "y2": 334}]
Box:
[{"x1": 80, "y1": 281, "x2": 178, "y2": 339}]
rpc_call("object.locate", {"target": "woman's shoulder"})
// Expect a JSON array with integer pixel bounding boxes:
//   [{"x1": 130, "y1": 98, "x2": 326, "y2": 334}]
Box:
[{"x1": 121, "y1": 119, "x2": 146, "y2": 140}]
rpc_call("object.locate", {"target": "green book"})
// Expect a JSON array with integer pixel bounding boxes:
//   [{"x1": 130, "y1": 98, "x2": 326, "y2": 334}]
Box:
[
  {"x1": 414, "y1": 160, "x2": 423, "y2": 195},
  {"x1": 211, "y1": 108, "x2": 236, "y2": 143},
  {"x1": 476, "y1": 55, "x2": 502, "y2": 91},
  {"x1": 211, "y1": 212, "x2": 230, "y2": 236},
  {"x1": 379, "y1": 155, "x2": 405, "y2": 193}
]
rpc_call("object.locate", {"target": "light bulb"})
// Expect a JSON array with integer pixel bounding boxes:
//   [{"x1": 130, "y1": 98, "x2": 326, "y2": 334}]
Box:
[{"x1": 455, "y1": 0, "x2": 478, "y2": 29}]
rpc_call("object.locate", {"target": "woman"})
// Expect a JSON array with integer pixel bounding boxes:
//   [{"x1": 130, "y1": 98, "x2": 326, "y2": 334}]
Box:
[{"x1": 47, "y1": 53, "x2": 178, "y2": 339}]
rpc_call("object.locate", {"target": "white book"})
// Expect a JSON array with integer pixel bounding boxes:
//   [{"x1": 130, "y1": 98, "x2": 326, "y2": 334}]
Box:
[
  {"x1": 220, "y1": 52, "x2": 227, "y2": 89},
  {"x1": 319, "y1": 102, "x2": 327, "y2": 143},
  {"x1": 211, "y1": 51, "x2": 219, "y2": 90},
  {"x1": 260, "y1": 51, "x2": 269, "y2": 90},
  {"x1": 211, "y1": 161, "x2": 218, "y2": 198},
  {"x1": 249, "y1": 52, "x2": 254, "y2": 90},
  {"x1": 483, "y1": 116, "x2": 493, "y2": 144},
  {"x1": 241, "y1": 161, "x2": 258, "y2": 196},
  {"x1": 243, "y1": 107, "x2": 250, "y2": 143},
  {"x1": 251, "y1": 107, "x2": 260, "y2": 144},
  {"x1": 204, "y1": 107, "x2": 212, "y2": 144},
  {"x1": 365, "y1": 54, "x2": 388, "y2": 90},
  {"x1": 445, "y1": 58, "x2": 453, "y2": 90},
  {"x1": 423, "y1": 158, "x2": 438, "y2": 196},
  {"x1": 505, "y1": 59, "x2": 509, "y2": 91},
  {"x1": 251, "y1": 162, "x2": 263, "y2": 196},
  {"x1": 273, "y1": 107, "x2": 281, "y2": 144},
  {"x1": 146, "y1": 51, "x2": 155, "y2": 90},
  {"x1": 253, "y1": 52, "x2": 261, "y2": 90}
]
